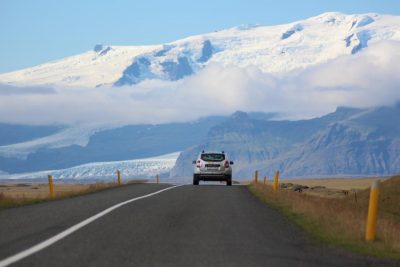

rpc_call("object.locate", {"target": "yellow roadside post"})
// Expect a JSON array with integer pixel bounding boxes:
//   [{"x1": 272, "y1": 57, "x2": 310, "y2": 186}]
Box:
[
  {"x1": 117, "y1": 170, "x2": 121, "y2": 186},
  {"x1": 263, "y1": 176, "x2": 266, "y2": 185},
  {"x1": 47, "y1": 175, "x2": 54, "y2": 198},
  {"x1": 365, "y1": 180, "x2": 380, "y2": 241},
  {"x1": 273, "y1": 171, "x2": 280, "y2": 191},
  {"x1": 254, "y1": 170, "x2": 258, "y2": 184},
  {"x1": 156, "y1": 174, "x2": 160, "y2": 184}
]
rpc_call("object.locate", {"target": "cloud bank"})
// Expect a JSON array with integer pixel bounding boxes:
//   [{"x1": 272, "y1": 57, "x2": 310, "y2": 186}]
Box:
[{"x1": 0, "y1": 41, "x2": 400, "y2": 125}]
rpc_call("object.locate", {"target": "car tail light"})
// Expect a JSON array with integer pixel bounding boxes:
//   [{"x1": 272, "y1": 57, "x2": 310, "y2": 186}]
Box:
[
  {"x1": 224, "y1": 160, "x2": 229, "y2": 168},
  {"x1": 196, "y1": 160, "x2": 201, "y2": 168}
]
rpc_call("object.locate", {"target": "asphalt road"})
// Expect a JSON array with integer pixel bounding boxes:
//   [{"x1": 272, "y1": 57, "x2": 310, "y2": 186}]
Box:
[{"x1": 0, "y1": 183, "x2": 398, "y2": 267}]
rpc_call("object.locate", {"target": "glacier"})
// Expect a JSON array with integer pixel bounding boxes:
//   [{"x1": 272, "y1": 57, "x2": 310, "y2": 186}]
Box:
[{"x1": 0, "y1": 152, "x2": 180, "y2": 181}]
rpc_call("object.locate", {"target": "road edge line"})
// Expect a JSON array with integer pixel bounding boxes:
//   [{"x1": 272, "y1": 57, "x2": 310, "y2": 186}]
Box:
[{"x1": 0, "y1": 184, "x2": 184, "y2": 267}]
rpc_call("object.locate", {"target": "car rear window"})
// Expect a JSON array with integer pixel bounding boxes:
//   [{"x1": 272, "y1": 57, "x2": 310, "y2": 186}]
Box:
[{"x1": 201, "y1": 153, "x2": 225, "y2": 162}]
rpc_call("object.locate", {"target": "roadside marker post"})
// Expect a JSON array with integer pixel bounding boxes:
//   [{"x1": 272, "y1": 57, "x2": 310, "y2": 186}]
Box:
[
  {"x1": 263, "y1": 176, "x2": 266, "y2": 185},
  {"x1": 273, "y1": 171, "x2": 280, "y2": 191},
  {"x1": 47, "y1": 175, "x2": 54, "y2": 198},
  {"x1": 365, "y1": 181, "x2": 380, "y2": 241},
  {"x1": 254, "y1": 171, "x2": 258, "y2": 184},
  {"x1": 117, "y1": 170, "x2": 121, "y2": 186},
  {"x1": 156, "y1": 174, "x2": 160, "y2": 184}
]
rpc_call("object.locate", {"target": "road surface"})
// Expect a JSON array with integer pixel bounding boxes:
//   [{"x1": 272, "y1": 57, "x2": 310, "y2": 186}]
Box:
[{"x1": 0, "y1": 183, "x2": 398, "y2": 266}]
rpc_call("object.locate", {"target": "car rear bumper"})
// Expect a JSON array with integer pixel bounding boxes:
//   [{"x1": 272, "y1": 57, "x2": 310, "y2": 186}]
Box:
[{"x1": 195, "y1": 173, "x2": 231, "y2": 181}]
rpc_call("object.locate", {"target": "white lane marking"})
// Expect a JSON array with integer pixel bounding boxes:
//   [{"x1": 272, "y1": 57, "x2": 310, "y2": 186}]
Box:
[{"x1": 0, "y1": 184, "x2": 184, "y2": 267}]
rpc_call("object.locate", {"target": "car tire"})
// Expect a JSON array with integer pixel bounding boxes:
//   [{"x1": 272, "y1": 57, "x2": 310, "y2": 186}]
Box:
[
  {"x1": 226, "y1": 175, "x2": 232, "y2": 186},
  {"x1": 193, "y1": 175, "x2": 199, "y2": 185}
]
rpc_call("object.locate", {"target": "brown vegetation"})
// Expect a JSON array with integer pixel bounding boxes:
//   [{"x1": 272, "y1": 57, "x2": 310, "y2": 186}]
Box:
[
  {"x1": 249, "y1": 176, "x2": 400, "y2": 259},
  {"x1": 284, "y1": 177, "x2": 383, "y2": 190},
  {"x1": 0, "y1": 180, "x2": 147, "y2": 208}
]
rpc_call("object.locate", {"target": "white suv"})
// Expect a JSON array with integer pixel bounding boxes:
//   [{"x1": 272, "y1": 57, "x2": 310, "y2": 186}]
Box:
[{"x1": 192, "y1": 151, "x2": 234, "y2": 186}]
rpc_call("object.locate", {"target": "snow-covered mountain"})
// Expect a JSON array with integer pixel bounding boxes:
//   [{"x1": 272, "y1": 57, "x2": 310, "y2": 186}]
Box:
[
  {"x1": 1, "y1": 12, "x2": 399, "y2": 88},
  {"x1": 0, "y1": 152, "x2": 180, "y2": 181}
]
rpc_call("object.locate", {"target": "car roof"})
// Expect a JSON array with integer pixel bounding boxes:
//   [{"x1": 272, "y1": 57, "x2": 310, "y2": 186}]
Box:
[{"x1": 200, "y1": 151, "x2": 226, "y2": 155}]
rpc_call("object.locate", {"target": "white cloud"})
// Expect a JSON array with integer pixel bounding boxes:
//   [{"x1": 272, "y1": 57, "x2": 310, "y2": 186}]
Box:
[{"x1": 0, "y1": 40, "x2": 399, "y2": 125}]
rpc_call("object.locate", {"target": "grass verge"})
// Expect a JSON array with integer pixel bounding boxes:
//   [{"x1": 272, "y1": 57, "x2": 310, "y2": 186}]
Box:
[
  {"x1": 0, "y1": 180, "x2": 146, "y2": 209},
  {"x1": 248, "y1": 176, "x2": 400, "y2": 259}
]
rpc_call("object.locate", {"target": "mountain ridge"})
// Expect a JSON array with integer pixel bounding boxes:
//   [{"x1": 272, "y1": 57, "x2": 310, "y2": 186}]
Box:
[
  {"x1": 170, "y1": 105, "x2": 400, "y2": 180},
  {"x1": 1, "y1": 12, "x2": 399, "y2": 87}
]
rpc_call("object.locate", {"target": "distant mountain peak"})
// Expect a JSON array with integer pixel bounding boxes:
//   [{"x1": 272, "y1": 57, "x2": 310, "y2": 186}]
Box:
[
  {"x1": 334, "y1": 106, "x2": 362, "y2": 113},
  {"x1": 93, "y1": 44, "x2": 104, "y2": 52},
  {"x1": 234, "y1": 24, "x2": 261, "y2": 31},
  {"x1": 230, "y1": 111, "x2": 249, "y2": 120}
]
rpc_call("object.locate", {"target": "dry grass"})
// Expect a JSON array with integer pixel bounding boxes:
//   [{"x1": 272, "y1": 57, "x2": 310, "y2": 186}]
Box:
[
  {"x1": 0, "y1": 180, "x2": 147, "y2": 208},
  {"x1": 249, "y1": 175, "x2": 400, "y2": 259},
  {"x1": 284, "y1": 177, "x2": 384, "y2": 190}
]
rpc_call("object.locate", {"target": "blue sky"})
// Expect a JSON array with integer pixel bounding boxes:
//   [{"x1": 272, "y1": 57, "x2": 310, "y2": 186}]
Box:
[{"x1": 1, "y1": 0, "x2": 399, "y2": 73}]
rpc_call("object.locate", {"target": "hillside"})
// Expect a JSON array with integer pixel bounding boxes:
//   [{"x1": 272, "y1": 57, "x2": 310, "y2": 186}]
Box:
[
  {"x1": 0, "y1": 117, "x2": 225, "y2": 174},
  {"x1": 350, "y1": 175, "x2": 400, "y2": 222},
  {"x1": 170, "y1": 105, "x2": 400, "y2": 179},
  {"x1": 0, "y1": 123, "x2": 63, "y2": 146}
]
